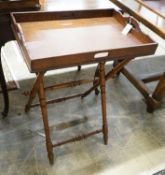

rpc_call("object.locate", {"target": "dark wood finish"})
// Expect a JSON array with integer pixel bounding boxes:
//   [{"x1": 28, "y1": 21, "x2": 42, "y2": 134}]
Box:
[
  {"x1": 0, "y1": 0, "x2": 40, "y2": 12},
  {"x1": 0, "y1": 0, "x2": 40, "y2": 117},
  {"x1": 110, "y1": 0, "x2": 165, "y2": 112},
  {"x1": 11, "y1": 9, "x2": 157, "y2": 163},
  {"x1": 0, "y1": 52, "x2": 9, "y2": 117},
  {"x1": 142, "y1": 72, "x2": 162, "y2": 83},
  {"x1": 152, "y1": 72, "x2": 165, "y2": 101}
]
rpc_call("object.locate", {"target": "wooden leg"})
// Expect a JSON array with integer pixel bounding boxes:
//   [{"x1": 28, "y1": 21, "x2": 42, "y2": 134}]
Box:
[
  {"x1": 0, "y1": 53, "x2": 9, "y2": 117},
  {"x1": 78, "y1": 65, "x2": 81, "y2": 71},
  {"x1": 152, "y1": 72, "x2": 165, "y2": 101},
  {"x1": 121, "y1": 67, "x2": 161, "y2": 113},
  {"x1": 38, "y1": 72, "x2": 54, "y2": 165},
  {"x1": 82, "y1": 57, "x2": 132, "y2": 98},
  {"x1": 25, "y1": 73, "x2": 44, "y2": 113},
  {"x1": 112, "y1": 60, "x2": 121, "y2": 77},
  {"x1": 121, "y1": 67, "x2": 151, "y2": 99},
  {"x1": 146, "y1": 94, "x2": 159, "y2": 113},
  {"x1": 142, "y1": 72, "x2": 162, "y2": 83},
  {"x1": 93, "y1": 64, "x2": 100, "y2": 95},
  {"x1": 99, "y1": 62, "x2": 108, "y2": 145}
]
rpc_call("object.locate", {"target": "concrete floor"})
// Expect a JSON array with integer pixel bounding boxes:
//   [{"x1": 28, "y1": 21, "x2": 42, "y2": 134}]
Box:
[
  {"x1": 0, "y1": 0, "x2": 165, "y2": 175},
  {"x1": 0, "y1": 52, "x2": 165, "y2": 175}
]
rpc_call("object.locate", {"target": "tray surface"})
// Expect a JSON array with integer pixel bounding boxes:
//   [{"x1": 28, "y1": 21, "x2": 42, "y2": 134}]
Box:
[{"x1": 19, "y1": 17, "x2": 148, "y2": 60}]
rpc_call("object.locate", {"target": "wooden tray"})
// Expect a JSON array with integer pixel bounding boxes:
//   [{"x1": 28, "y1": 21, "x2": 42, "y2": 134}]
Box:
[{"x1": 11, "y1": 9, "x2": 157, "y2": 73}]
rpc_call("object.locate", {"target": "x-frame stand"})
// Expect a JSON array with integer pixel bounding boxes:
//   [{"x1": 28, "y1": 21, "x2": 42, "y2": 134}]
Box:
[{"x1": 24, "y1": 57, "x2": 132, "y2": 164}]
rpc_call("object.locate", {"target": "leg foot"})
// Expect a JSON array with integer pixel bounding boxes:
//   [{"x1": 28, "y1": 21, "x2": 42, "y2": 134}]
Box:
[
  {"x1": 146, "y1": 95, "x2": 159, "y2": 113},
  {"x1": 47, "y1": 147, "x2": 54, "y2": 165},
  {"x1": 146, "y1": 106, "x2": 154, "y2": 113},
  {"x1": 25, "y1": 105, "x2": 30, "y2": 113},
  {"x1": 95, "y1": 88, "x2": 100, "y2": 96},
  {"x1": 77, "y1": 65, "x2": 81, "y2": 71},
  {"x1": 103, "y1": 124, "x2": 108, "y2": 145}
]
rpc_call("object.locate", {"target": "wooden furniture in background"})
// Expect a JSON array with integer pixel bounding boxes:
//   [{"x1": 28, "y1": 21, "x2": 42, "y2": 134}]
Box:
[
  {"x1": 136, "y1": 0, "x2": 165, "y2": 20},
  {"x1": 111, "y1": 0, "x2": 165, "y2": 112},
  {"x1": 11, "y1": 9, "x2": 157, "y2": 164},
  {"x1": 0, "y1": 0, "x2": 40, "y2": 117}
]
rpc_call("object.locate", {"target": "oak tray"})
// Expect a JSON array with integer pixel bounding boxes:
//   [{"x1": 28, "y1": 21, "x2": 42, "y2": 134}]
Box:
[{"x1": 11, "y1": 9, "x2": 157, "y2": 73}]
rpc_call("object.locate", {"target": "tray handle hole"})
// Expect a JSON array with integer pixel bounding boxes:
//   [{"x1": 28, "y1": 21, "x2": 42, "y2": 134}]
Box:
[{"x1": 94, "y1": 52, "x2": 109, "y2": 59}]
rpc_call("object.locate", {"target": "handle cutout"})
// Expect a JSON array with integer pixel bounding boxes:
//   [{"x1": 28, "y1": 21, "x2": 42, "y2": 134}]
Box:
[{"x1": 94, "y1": 52, "x2": 109, "y2": 59}]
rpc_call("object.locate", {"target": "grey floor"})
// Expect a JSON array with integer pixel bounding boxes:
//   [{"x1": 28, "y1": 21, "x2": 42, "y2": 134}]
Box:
[{"x1": 0, "y1": 47, "x2": 165, "y2": 175}]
